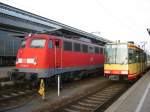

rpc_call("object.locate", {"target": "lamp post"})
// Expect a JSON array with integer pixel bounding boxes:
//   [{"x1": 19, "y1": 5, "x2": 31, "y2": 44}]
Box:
[
  {"x1": 140, "y1": 41, "x2": 147, "y2": 51},
  {"x1": 147, "y1": 28, "x2": 150, "y2": 36}
]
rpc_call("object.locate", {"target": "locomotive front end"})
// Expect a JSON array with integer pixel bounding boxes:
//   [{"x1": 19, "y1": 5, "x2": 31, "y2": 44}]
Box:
[{"x1": 15, "y1": 34, "x2": 51, "y2": 80}]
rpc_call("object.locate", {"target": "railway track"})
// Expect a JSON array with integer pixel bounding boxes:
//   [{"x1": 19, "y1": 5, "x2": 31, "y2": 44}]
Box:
[
  {"x1": 0, "y1": 87, "x2": 37, "y2": 112},
  {"x1": 55, "y1": 82, "x2": 130, "y2": 112}
]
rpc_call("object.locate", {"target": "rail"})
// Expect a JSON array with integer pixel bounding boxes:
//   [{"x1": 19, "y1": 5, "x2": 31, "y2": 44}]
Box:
[{"x1": 54, "y1": 82, "x2": 131, "y2": 112}]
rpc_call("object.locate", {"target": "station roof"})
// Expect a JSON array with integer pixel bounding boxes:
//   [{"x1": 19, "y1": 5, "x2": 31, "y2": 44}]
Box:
[{"x1": 0, "y1": 2, "x2": 111, "y2": 45}]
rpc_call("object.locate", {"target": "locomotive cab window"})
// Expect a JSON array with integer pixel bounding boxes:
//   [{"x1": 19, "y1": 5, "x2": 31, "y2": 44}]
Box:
[
  {"x1": 30, "y1": 39, "x2": 46, "y2": 48},
  {"x1": 48, "y1": 40, "x2": 53, "y2": 48},
  {"x1": 20, "y1": 40, "x2": 26, "y2": 48}
]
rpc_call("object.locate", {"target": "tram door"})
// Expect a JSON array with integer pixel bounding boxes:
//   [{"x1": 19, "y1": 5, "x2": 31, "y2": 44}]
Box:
[
  {"x1": 141, "y1": 53, "x2": 144, "y2": 72},
  {"x1": 140, "y1": 52, "x2": 144, "y2": 72},
  {"x1": 54, "y1": 39, "x2": 62, "y2": 68}
]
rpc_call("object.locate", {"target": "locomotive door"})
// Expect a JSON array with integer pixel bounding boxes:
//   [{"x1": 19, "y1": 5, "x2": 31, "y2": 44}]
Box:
[{"x1": 54, "y1": 39, "x2": 62, "y2": 68}]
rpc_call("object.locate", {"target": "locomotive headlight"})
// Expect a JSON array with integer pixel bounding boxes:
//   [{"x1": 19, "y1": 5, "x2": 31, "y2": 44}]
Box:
[
  {"x1": 33, "y1": 59, "x2": 37, "y2": 65},
  {"x1": 121, "y1": 70, "x2": 128, "y2": 74},
  {"x1": 27, "y1": 58, "x2": 37, "y2": 65},
  {"x1": 16, "y1": 58, "x2": 18, "y2": 64},
  {"x1": 33, "y1": 57, "x2": 37, "y2": 65},
  {"x1": 16, "y1": 58, "x2": 23, "y2": 64}
]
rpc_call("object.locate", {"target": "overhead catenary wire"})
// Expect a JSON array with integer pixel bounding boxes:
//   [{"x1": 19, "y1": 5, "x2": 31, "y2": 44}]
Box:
[{"x1": 95, "y1": 0, "x2": 140, "y2": 33}]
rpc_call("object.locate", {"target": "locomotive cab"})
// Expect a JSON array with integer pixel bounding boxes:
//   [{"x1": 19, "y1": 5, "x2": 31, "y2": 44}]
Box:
[{"x1": 15, "y1": 34, "x2": 62, "y2": 79}]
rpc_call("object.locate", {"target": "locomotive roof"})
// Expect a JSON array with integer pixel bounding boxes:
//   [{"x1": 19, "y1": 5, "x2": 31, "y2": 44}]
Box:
[{"x1": 27, "y1": 34, "x2": 103, "y2": 47}]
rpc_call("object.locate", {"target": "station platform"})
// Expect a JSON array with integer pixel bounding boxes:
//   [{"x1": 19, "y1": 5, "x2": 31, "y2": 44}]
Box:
[
  {"x1": 0, "y1": 66, "x2": 14, "y2": 78},
  {"x1": 0, "y1": 66, "x2": 15, "y2": 86},
  {"x1": 105, "y1": 70, "x2": 150, "y2": 112}
]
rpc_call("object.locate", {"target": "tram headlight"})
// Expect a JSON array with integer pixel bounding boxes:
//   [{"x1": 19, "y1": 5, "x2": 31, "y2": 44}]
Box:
[
  {"x1": 121, "y1": 70, "x2": 128, "y2": 74},
  {"x1": 104, "y1": 70, "x2": 110, "y2": 74}
]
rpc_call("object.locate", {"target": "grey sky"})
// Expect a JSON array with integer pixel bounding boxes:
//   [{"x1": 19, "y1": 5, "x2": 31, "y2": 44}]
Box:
[{"x1": 0, "y1": 0, "x2": 150, "y2": 51}]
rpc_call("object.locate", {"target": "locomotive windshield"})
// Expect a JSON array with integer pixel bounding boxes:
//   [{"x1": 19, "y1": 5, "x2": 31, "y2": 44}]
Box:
[
  {"x1": 105, "y1": 44, "x2": 128, "y2": 64},
  {"x1": 30, "y1": 39, "x2": 46, "y2": 48}
]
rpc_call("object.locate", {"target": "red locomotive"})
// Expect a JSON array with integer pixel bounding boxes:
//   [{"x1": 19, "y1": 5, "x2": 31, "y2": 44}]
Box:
[{"x1": 15, "y1": 34, "x2": 104, "y2": 80}]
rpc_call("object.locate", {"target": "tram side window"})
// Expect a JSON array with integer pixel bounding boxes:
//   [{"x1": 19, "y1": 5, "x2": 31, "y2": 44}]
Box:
[
  {"x1": 136, "y1": 51, "x2": 141, "y2": 63},
  {"x1": 128, "y1": 49, "x2": 136, "y2": 63},
  {"x1": 140, "y1": 52, "x2": 144, "y2": 62},
  {"x1": 137, "y1": 51, "x2": 144, "y2": 63},
  {"x1": 74, "y1": 43, "x2": 81, "y2": 52},
  {"x1": 63, "y1": 41, "x2": 72, "y2": 51},
  {"x1": 48, "y1": 40, "x2": 53, "y2": 48},
  {"x1": 144, "y1": 53, "x2": 147, "y2": 63}
]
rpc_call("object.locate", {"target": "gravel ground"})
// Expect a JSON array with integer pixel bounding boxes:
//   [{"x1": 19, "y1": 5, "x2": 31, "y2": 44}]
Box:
[
  {"x1": 0, "y1": 66, "x2": 14, "y2": 78},
  {"x1": 6, "y1": 76, "x2": 110, "y2": 112}
]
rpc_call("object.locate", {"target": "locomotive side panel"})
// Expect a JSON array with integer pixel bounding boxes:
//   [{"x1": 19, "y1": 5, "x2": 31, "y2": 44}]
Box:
[
  {"x1": 62, "y1": 39, "x2": 104, "y2": 69},
  {"x1": 62, "y1": 52, "x2": 104, "y2": 68}
]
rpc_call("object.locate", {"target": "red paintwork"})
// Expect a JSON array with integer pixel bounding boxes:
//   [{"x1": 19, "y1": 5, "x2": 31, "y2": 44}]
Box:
[
  {"x1": 104, "y1": 70, "x2": 126, "y2": 75},
  {"x1": 16, "y1": 34, "x2": 104, "y2": 70},
  {"x1": 110, "y1": 70, "x2": 121, "y2": 74}
]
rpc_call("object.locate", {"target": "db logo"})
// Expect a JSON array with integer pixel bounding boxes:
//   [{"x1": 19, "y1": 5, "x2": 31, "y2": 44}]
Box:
[{"x1": 90, "y1": 57, "x2": 94, "y2": 62}]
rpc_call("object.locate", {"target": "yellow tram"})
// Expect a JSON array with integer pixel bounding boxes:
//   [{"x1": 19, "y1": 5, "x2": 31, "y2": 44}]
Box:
[{"x1": 104, "y1": 42, "x2": 147, "y2": 81}]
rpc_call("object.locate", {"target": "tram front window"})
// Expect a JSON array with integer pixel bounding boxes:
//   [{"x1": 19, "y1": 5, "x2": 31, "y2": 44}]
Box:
[{"x1": 105, "y1": 44, "x2": 128, "y2": 64}]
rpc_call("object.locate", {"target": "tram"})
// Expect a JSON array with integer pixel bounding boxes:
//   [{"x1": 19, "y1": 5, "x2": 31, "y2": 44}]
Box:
[{"x1": 104, "y1": 42, "x2": 147, "y2": 81}]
